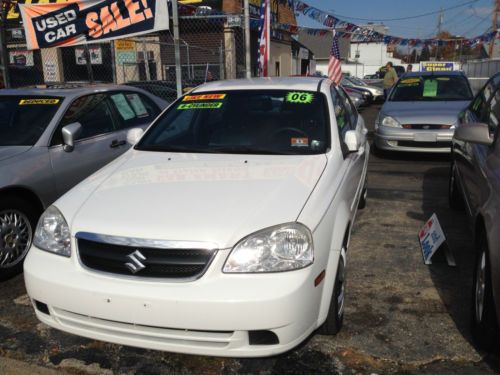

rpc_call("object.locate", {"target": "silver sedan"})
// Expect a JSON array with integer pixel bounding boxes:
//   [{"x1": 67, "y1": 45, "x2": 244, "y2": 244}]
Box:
[
  {"x1": 374, "y1": 72, "x2": 473, "y2": 153},
  {"x1": 0, "y1": 85, "x2": 167, "y2": 280}
]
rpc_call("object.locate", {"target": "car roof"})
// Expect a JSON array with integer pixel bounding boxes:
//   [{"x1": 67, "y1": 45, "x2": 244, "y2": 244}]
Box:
[
  {"x1": 192, "y1": 77, "x2": 326, "y2": 93},
  {"x1": 0, "y1": 84, "x2": 148, "y2": 99}
]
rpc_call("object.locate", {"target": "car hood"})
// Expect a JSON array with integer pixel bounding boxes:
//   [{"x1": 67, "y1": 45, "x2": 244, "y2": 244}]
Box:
[
  {"x1": 69, "y1": 151, "x2": 327, "y2": 249},
  {"x1": 382, "y1": 100, "x2": 470, "y2": 125},
  {"x1": 0, "y1": 146, "x2": 32, "y2": 162}
]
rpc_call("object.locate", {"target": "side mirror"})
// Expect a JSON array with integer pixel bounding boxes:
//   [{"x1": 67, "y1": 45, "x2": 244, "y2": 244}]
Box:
[
  {"x1": 453, "y1": 122, "x2": 493, "y2": 146},
  {"x1": 126, "y1": 128, "x2": 144, "y2": 145},
  {"x1": 344, "y1": 130, "x2": 360, "y2": 152},
  {"x1": 62, "y1": 122, "x2": 82, "y2": 152}
]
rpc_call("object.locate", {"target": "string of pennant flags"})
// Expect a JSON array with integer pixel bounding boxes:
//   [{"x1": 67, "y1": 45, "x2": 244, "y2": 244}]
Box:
[{"x1": 291, "y1": 0, "x2": 499, "y2": 47}]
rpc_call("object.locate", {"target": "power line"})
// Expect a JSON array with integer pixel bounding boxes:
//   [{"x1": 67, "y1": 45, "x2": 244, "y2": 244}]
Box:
[{"x1": 329, "y1": 0, "x2": 479, "y2": 22}]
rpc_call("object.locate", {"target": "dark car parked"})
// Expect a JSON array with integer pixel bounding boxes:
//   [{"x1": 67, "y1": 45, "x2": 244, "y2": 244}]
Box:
[{"x1": 449, "y1": 72, "x2": 500, "y2": 350}]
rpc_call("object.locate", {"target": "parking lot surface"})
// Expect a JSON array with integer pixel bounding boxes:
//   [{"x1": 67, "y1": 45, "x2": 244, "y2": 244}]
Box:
[{"x1": 0, "y1": 104, "x2": 499, "y2": 374}]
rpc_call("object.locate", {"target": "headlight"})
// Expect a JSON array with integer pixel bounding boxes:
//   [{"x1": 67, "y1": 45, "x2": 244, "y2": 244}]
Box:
[
  {"x1": 223, "y1": 223, "x2": 313, "y2": 273},
  {"x1": 381, "y1": 116, "x2": 401, "y2": 128},
  {"x1": 34, "y1": 206, "x2": 71, "y2": 257}
]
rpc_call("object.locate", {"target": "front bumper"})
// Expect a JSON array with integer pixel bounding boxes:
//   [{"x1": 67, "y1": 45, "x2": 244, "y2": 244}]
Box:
[
  {"x1": 24, "y1": 245, "x2": 324, "y2": 357},
  {"x1": 374, "y1": 126, "x2": 453, "y2": 153}
]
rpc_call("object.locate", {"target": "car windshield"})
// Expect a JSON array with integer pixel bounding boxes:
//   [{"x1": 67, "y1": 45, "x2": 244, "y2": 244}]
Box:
[
  {"x1": 0, "y1": 96, "x2": 62, "y2": 146},
  {"x1": 348, "y1": 77, "x2": 367, "y2": 86},
  {"x1": 390, "y1": 75, "x2": 472, "y2": 102},
  {"x1": 136, "y1": 90, "x2": 330, "y2": 155}
]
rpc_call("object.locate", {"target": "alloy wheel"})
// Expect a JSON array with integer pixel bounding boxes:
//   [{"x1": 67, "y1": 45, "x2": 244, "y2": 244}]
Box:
[
  {"x1": 0, "y1": 210, "x2": 33, "y2": 268},
  {"x1": 475, "y1": 250, "x2": 486, "y2": 323}
]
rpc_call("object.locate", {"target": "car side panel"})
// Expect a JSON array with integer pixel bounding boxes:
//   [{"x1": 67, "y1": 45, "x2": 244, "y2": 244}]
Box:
[{"x1": 0, "y1": 147, "x2": 56, "y2": 208}]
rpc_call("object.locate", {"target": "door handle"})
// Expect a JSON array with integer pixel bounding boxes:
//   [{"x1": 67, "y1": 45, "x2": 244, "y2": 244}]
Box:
[{"x1": 110, "y1": 140, "x2": 126, "y2": 148}]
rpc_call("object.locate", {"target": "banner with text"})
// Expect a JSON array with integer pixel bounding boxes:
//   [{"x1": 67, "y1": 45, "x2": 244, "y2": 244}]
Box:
[{"x1": 19, "y1": 0, "x2": 169, "y2": 50}]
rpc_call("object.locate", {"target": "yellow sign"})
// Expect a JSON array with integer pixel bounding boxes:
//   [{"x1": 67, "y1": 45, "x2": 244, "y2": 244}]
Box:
[
  {"x1": 7, "y1": 0, "x2": 70, "y2": 20},
  {"x1": 115, "y1": 40, "x2": 135, "y2": 51},
  {"x1": 183, "y1": 94, "x2": 226, "y2": 101},
  {"x1": 19, "y1": 98, "x2": 60, "y2": 105}
]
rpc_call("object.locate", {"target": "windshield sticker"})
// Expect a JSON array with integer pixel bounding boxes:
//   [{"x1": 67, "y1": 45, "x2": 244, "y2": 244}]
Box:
[
  {"x1": 291, "y1": 137, "x2": 309, "y2": 147},
  {"x1": 400, "y1": 78, "x2": 420, "y2": 85},
  {"x1": 286, "y1": 92, "x2": 314, "y2": 104},
  {"x1": 183, "y1": 94, "x2": 226, "y2": 101},
  {"x1": 19, "y1": 98, "x2": 60, "y2": 105},
  {"x1": 178, "y1": 102, "x2": 223, "y2": 110},
  {"x1": 111, "y1": 94, "x2": 135, "y2": 120},
  {"x1": 436, "y1": 77, "x2": 450, "y2": 81},
  {"x1": 423, "y1": 80, "x2": 438, "y2": 97}
]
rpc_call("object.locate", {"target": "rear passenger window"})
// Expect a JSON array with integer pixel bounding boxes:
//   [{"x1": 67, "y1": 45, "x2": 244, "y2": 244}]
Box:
[{"x1": 109, "y1": 92, "x2": 160, "y2": 129}]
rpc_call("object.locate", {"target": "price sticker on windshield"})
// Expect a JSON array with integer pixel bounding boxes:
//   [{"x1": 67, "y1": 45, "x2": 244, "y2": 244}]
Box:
[
  {"x1": 19, "y1": 98, "x2": 60, "y2": 105},
  {"x1": 183, "y1": 94, "x2": 226, "y2": 101},
  {"x1": 286, "y1": 92, "x2": 314, "y2": 104},
  {"x1": 177, "y1": 102, "x2": 223, "y2": 110}
]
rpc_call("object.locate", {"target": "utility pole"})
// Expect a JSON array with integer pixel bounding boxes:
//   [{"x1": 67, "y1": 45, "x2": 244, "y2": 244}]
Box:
[
  {"x1": 489, "y1": 0, "x2": 499, "y2": 58},
  {"x1": 435, "y1": 7, "x2": 444, "y2": 60}
]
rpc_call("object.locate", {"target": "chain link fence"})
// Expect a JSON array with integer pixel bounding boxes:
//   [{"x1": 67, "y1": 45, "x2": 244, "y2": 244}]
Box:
[{"x1": 2, "y1": 13, "x2": 248, "y2": 99}]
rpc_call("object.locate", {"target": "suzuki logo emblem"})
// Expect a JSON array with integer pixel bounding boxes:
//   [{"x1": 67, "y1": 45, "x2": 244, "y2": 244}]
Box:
[{"x1": 125, "y1": 250, "x2": 146, "y2": 273}]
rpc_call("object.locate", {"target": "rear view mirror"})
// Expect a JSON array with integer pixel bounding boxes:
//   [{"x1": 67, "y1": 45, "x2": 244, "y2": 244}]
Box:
[
  {"x1": 126, "y1": 128, "x2": 144, "y2": 145},
  {"x1": 453, "y1": 122, "x2": 493, "y2": 146},
  {"x1": 344, "y1": 130, "x2": 360, "y2": 152},
  {"x1": 62, "y1": 122, "x2": 82, "y2": 152}
]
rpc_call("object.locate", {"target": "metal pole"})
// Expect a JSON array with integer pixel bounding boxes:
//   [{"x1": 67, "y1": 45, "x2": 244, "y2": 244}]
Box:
[
  {"x1": 244, "y1": 0, "x2": 251, "y2": 78},
  {"x1": 142, "y1": 40, "x2": 150, "y2": 80},
  {"x1": 489, "y1": 0, "x2": 499, "y2": 58},
  {"x1": 172, "y1": 0, "x2": 182, "y2": 98},
  {"x1": 0, "y1": 0, "x2": 11, "y2": 88},
  {"x1": 84, "y1": 44, "x2": 94, "y2": 84}
]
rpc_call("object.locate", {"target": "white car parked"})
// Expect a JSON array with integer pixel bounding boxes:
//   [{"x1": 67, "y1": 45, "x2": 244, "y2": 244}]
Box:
[{"x1": 24, "y1": 77, "x2": 369, "y2": 357}]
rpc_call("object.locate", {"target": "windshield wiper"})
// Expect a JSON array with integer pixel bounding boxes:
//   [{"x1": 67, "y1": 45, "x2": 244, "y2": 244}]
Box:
[{"x1": 208, "y1": 146, "x2": 296, "y2": 155}]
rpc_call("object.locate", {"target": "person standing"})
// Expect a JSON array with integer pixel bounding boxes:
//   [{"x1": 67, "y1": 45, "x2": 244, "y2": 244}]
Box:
[{"x1": 383, "y1": 62, "x2": 398, "y2": 99}]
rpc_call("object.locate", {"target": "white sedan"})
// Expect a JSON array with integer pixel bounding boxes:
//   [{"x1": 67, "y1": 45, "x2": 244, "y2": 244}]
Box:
[{"x1": 24, "y1": 77, "x2": 369, "y2": 357}]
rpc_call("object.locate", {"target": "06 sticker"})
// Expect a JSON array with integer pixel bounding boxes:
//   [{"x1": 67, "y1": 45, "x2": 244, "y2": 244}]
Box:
[{"x1": 286, "y1": 92, "x2": 314, "y2": 104}]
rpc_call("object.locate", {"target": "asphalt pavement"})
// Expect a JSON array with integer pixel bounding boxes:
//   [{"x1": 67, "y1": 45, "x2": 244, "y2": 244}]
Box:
[{"x1": 0, "y1": 104, "x2": 499, "y2": 374}]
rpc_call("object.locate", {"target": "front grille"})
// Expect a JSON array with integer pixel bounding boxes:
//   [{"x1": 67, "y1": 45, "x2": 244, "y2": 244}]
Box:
[
  {"x1": 402, "y1": 124, "x2": 451, "y2": 129},
  {"x1": 77, "y1": 238, "x2": 216, "y2": 279},
  {"x1": 397, "y1": 141, "x2": 451, "y2": 148}
]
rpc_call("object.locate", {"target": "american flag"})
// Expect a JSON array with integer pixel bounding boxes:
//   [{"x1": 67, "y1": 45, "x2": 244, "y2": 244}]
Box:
[
  {"x1": 328, "y1": 31, "x2": 342, "y2": 84},
  {"x1": 257, "y1": 0, "x2": 270, "y2": 77}
]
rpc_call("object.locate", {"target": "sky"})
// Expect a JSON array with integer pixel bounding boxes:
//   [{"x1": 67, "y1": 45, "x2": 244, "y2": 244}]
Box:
[{"x1": 298, "y1": 0, "x2": 495, "y2": 39}]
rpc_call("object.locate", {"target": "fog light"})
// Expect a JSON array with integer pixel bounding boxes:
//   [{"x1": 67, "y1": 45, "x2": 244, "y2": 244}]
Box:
[
  {"x1": 34, "y1": 300, "x2": 50, "y2": 315},
  {"x1": 387, "y1": 140, "x2": 397, "y2": 147}
]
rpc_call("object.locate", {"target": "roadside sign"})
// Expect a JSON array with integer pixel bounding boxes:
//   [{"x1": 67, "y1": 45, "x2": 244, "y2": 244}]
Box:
[
  {"x1": 227, "y1": 15, "x2": 241, "y2": 28},
  {"x1": 418, "y1": 213, "x2": 446, "y2": 265}
]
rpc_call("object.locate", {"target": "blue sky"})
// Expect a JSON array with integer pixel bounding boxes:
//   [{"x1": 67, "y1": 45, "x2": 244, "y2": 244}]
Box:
[{"x1": 298, "y1": 0, "x2": 494, "y2": 38}]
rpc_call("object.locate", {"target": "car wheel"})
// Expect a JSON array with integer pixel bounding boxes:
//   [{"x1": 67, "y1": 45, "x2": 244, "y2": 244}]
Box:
[
  {"x1": 358, "y1": 178, "x2": 367, "y2": 209},
  {"x1": 449, "y1": 162, "x2": 464, "y2": 210},
  {"x1": 471, "y1": 235, "x2": 499, "y2": 350},
  {"x1": 0, "y1": 197, "x2": 37, "y2": 281},
  {"x1": 319, "y1": 256, "x2": 345, "y2": 335}
]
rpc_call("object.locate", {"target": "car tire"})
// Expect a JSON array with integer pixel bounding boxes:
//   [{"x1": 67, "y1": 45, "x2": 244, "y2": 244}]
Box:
[
  {"x1": 358, "y1": 179, "x2": 367, "y2": 209},
  {"x1": 372, "y1": 143, "x2": 385, "y2": 158},
  {"x1": 449, "y1": 162, "x2": 464, "y2": 210},
  {"x1": 0, "y1": 196, "x2": 38, "y2": 281},
  {"x1": 471, "y1": 234, "x2": 499, "y2": 350},
  {"x1": 319, "y1": 257, "x2": 345, "y2": 335}
]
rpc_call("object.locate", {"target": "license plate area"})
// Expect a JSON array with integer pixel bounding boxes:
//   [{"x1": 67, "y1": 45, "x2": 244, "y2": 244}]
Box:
[{"x1": 414, "y1": 133, "x2": 437, "y2": 142}]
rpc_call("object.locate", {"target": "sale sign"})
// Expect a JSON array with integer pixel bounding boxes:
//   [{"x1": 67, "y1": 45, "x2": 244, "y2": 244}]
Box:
[
  {"x1": 18, "y1": 0, "x2": 169, "y2": 50},
  {"x1": 418, "y1": 213, "x2": 446, "y2": 264}
]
